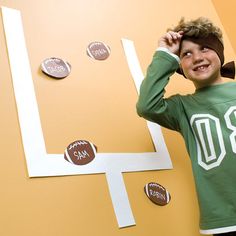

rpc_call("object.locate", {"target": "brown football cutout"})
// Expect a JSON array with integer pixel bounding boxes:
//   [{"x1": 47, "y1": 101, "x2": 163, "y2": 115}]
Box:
[
  {"x1": 41, "y1": 57, "x2": 71, "y2": 79},
  {"x1": 86, "y1": 41, "x2": 110, "y2": 60},
  {"x1": 144, "y1": 182, "x2": 171, "y2": 206},
  {"x1": 64, "y1": 140, "x2": 97, "y2": 165}
]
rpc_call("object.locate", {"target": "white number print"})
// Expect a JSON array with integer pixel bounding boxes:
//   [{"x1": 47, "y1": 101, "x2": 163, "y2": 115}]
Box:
[
  {"x1": 224, "y1": 106, "x2": 236, "y2": 153},
  {"x1": 190, "y1": 114, "x2": 226, "y2": 170}
]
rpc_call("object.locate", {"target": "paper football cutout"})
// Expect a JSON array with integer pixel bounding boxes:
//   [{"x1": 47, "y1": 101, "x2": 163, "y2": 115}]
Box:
[
  {"x1": 144, "y1": 182, "x2": 171, "y2": 206},
  {"x1": 41, "y1": 57, "x2": 71, "y2": 79},
  {"x1": 86, "y1": 41, "x2": 111, "y2": 60},
  {"x1": 64, "y1": 140, "x2": 97, "y2": 165}
]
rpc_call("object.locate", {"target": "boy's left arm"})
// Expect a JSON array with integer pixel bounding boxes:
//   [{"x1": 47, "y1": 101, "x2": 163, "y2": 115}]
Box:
[{"x1": 136, "y1": 50, "x2": 182, "y2": 131}]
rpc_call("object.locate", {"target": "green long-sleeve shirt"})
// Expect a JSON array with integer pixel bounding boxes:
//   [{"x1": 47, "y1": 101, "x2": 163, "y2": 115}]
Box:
[{"x1": 137, "y1": 50, "x2": 236, "y2": 234}]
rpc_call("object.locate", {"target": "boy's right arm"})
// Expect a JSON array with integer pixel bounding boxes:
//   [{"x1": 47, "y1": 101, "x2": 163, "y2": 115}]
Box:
[{"x1": 136, "y1": 31, "x2": 183, "y2": 130}]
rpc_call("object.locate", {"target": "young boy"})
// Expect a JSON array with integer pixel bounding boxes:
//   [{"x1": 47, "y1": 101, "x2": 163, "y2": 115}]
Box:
[{"x1": 136, "y1": 17, "x2": 236, "y2": 235}]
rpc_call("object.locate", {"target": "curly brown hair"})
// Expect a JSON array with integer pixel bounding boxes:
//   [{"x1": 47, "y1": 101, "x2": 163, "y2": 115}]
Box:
[{"x1": 169, "y1": 17, "x2": 223, "y2": 44}]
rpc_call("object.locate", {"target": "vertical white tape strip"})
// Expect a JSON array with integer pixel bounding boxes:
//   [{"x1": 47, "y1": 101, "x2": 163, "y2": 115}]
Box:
[
  {"x1": 121, "y1": 38, "x2": 144, "y2": 93},
  {"x1": 121, "y1": 38, "x2": 172, "y2": 164},
  {"x1": 2, "y1": 6, "x2": 47, "y2": 161},
  {"x1": 106, "y1": 171, "x2": 135, "y2": 228}
]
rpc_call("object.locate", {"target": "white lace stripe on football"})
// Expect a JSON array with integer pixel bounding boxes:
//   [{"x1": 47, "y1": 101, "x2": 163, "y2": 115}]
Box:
[
  {"x1": 65, "y1": 149, "x2": 74, "y2": 164},
  {"x1": 41, "y1": 63, "x2": 47, "y2": 73},
  {"x1": 88, "y1": 141, "x2": 97, "y2": 155},
  {"x1": 86, "y1": 48, "x2": 95, "y2": 59},
  {"x1": 166, "y1": 190, "x2": 170, "y2": 203},
  {"x1": 102, "y1": 42, "x2": 111, "y2": 53},
  {"x1": 145, "y1": 184, "x2": 150, "y2": 197},
  {"x1": 63, "y1": 60, "x2": 71, "y2": 72}
]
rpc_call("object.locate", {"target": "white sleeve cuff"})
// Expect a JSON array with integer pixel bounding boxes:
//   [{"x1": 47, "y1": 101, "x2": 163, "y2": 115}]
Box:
[{"x1": 157, "y1": 47, "x2": 180, "y2": 63}]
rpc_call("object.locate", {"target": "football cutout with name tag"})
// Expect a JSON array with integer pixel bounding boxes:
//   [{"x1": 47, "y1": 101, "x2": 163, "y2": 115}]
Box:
[
  {"x1": 144, "y1": 182, "x2": 171, "y2": 206},
  {"x1": 86, "y1": 41, "x2": 111, "y2": 60},
  {"x1": 64, "y1": 140, "x2": 97, "y2": 165},
  {"x1": 41, "y1": 57, "x2": 71, "y2": 79}
]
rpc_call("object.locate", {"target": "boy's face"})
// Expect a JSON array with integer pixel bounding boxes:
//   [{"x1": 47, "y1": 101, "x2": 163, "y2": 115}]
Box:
[{"x1": 179, "y1": 40, "x2": 222, "y2": 89}]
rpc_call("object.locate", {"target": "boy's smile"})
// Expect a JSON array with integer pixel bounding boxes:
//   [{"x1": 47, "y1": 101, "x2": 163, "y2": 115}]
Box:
[
  {"x1": 193, "y1": 63, "x2": 210, "y2": 72},
  {"x1": 179, "y1": 40, "x2": 222, "y2": 89}
]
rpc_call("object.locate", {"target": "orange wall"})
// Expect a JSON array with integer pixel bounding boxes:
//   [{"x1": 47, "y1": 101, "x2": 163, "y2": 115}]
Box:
[
  {"x1": 0, "y1": 1, "x2": 235, "y2": 236},
  {"x1": 212, "y1": 0, "x2": 236, "y2": 54}
]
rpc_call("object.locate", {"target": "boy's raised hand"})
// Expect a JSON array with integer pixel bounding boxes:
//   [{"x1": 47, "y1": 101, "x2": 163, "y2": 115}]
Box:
[{"x1": 158, "y1": 31, "x2": 183, "y2": 55}]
